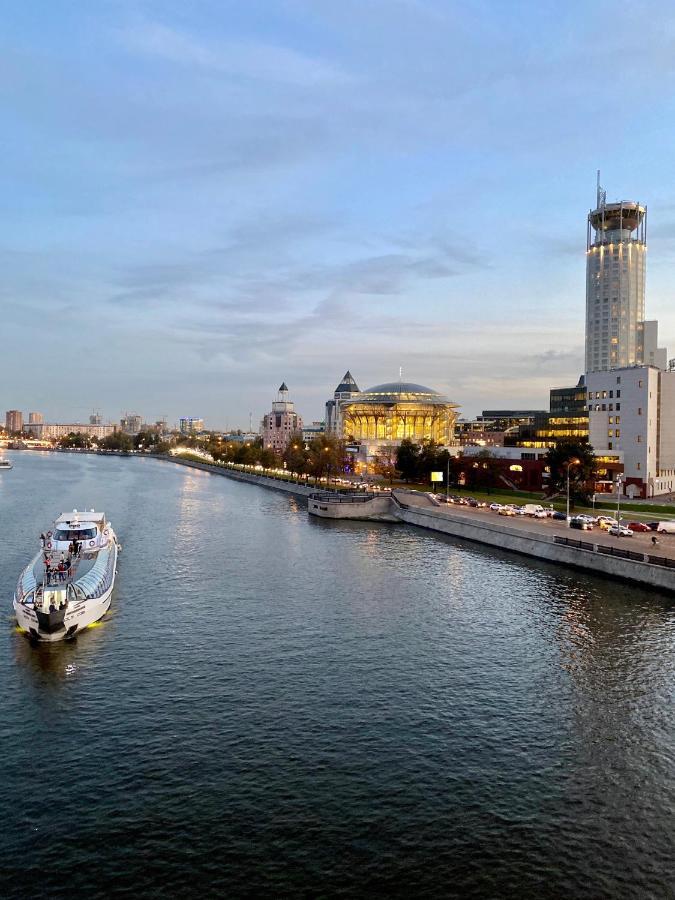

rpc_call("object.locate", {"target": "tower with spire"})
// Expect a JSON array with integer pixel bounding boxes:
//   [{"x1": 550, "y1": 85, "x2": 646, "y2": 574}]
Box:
[
  {"x1": 326, "y1": 370, "x2": 360, "y2": 436},
  {"x1": 261, "y1": 382, "x2": 304, "y2": 453}
]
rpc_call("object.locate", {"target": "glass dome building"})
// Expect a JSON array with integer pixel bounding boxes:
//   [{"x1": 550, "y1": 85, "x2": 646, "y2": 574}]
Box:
[{"x1": 341, "y1": 381, "x2": 458, "y2": 447}]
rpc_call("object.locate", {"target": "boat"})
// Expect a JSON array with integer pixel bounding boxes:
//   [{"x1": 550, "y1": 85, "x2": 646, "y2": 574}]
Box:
[
  {"x1": 13, "y1": 509, "x2": 120, "y2": 642},
  {"x1": 0, "y1": 459, "x2": 12, "y2": 470}
]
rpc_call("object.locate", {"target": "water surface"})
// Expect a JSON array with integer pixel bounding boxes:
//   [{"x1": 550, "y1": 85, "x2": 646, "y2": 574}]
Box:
[{"x1": 1, "y1": 452, "x2": 673, "y2": 898}]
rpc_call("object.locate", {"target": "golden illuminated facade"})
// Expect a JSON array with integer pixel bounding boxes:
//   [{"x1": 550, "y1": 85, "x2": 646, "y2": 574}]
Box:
[{"x1": 341, "y1": 382, "x2": 458, "y2": 458}]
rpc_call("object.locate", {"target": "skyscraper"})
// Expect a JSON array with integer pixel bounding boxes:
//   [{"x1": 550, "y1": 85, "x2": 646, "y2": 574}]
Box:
[
  {"x1": 5, "y1": 410, "x2": 23, "y2": 433},
  {"x1": 585, "y1": 176, "x2": 648, "y2": 373}
]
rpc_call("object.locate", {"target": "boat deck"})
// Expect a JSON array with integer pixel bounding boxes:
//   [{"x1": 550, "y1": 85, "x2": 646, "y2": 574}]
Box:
[{"x1": 32, "y1": 550, "x2": 98, "y2": 588}]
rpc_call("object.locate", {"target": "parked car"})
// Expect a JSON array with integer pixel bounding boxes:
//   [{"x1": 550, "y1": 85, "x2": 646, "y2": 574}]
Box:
[
  {"x1": 489, "y1": 503, "x2": 503, "y2": 511},
  {"x1": 608, "y1": 525, "x2": 634, "y2": 537},
  {"x1": 598, "y1": 518, "x2": 619, "y2": 531},
  {"x1": 570, "y1": 517, "x2": 593, "y2": 530},
  {"x1": 627, "y1": 522, "x2": 652, "y2": 533},
  {"x1": 551, "y1": 511, "x2": 568, "y2": 521},
  {"x1": 654, "y1": 521, "x2": 675, "y2": 534},
  {"x1": 532, "y1": 510, "x2": 548, "y2": 519},
  {"x1": 522, "y1": 504, "x2": 545, "y2": 517},
  {"x1": 498, "y1": 506, "x2": 517, "y2": 516}
]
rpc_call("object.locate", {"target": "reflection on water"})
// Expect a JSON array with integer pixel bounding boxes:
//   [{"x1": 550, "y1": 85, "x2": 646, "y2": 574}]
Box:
[{"x1": 0, "y1": 451, "x2": 674, "y2": 899}]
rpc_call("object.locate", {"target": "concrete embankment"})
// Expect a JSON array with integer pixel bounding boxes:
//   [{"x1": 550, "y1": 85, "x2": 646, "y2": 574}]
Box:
[
  {"x1": 158, "y1": 456, "x2": 675, "y2": 593},
  {"x1": 391, "y1": 491, "x2": 675, "y2": 593},
  {"x1": 158, "y1": 456, "x2": 317, "y2": 497}
]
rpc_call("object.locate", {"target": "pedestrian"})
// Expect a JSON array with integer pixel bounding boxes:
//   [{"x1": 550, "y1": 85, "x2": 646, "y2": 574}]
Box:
[
  {"x1": 40, "y1": 533, "x2": 46, "y2": 549},
  {"x1": 652, "y1": 535, "x2": 659, "y2": 546},
  {"x1": 65, "y1": 557, "x2": 71, "y2": 577},
  {"x1": 57, "y1": 561, "x2": 65, "y2": 582}
]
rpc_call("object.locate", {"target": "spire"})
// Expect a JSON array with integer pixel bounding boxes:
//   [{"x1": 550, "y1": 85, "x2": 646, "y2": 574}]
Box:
[{"x1": 279, "y1": 382, "x2": 288, "y2": 393}]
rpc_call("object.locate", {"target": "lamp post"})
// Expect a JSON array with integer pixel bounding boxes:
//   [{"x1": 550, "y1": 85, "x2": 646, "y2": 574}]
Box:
[
  {"x1": 616, "y1": 474, "x2": 624, "y2": 532},
  {"x1": 566, "y1": 457, "x2": 581, "y2": 521},
  {"x1": 446, "y1": 454, "x2": 450, "y2": 503}
]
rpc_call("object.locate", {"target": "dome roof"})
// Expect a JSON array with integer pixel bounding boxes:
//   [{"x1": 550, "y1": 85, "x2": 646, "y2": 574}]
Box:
[{"x1": 349, "y1": 381, "x2": 454, "y2": 406}]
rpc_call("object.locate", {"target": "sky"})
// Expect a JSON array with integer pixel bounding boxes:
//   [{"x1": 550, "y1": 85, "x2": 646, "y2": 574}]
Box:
[{"x1": 3, "y1": 0, "x2": 675, "y2": 429}]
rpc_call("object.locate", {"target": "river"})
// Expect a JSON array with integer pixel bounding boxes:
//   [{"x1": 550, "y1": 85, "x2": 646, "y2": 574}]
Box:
[{"x1": 1, "y1": 451, "x2": 673, "y2": 898}]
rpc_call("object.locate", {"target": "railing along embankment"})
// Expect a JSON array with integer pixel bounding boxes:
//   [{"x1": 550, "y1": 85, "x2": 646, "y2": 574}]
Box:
[{"x1": 391, "y1": 495, "x2": 675, "y2": 593}]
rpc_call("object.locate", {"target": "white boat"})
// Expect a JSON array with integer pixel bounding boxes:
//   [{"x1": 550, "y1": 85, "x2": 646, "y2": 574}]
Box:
[
  {"x1": 13, "y1": 509, "x2": 120, "y2": 642},
  {"x1": 0, "y1": 459, "x2": 12, "y2": 470}
]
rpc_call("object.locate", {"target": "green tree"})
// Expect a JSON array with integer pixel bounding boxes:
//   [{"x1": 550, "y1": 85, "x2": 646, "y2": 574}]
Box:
[
  {"x1": 283, "y1": 432, "x2": 309, "y2": 476},
  {"x1": 100, "y1": 431, "x2": 133, "y2": 451},
  {"x1": 59, "y1": 432, "x2": 92, "y2": 449},
  {"x1": 307, "y1": 434, "x2": 344, "y2": 485},
  {"x1": 395, "y1": 439, "x2": 421, "y2": 482},
  {"x1": 545, "y1": 439, "x2": 596, "y2": 502},
  {"x1": 259, "y1": 448, "x2": 277, "y2": 469}
]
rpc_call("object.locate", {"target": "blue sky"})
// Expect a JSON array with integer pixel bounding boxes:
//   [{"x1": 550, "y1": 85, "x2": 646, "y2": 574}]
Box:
[{"x1": 3, "y1": 0, "x2": 675, "y2": 428}]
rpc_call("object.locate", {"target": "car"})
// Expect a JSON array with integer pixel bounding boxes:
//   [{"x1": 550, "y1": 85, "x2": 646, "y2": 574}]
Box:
[
  {"x1": 570, "y1": 517, "x2": 593, "y2": 530},
  {"x1": 598, "y1": 518, "x2": 619, "y2": 531},
  {"x1": 532, "y1": 510, "x2": 548, "y2": 519},
  {"x1": 655, "y1": 521, "x2": 675, "y2": 534},
  {"x1": 489, "y1": 503, "x2": 503, "y2": 511},
  {"x1": 575, "y1": 514, "x2": 596, "y2": 524},
  {"x1": 498, "y1": 506, "x2": 517, "y2": 516},
  {"x1": 627, "y1": 522, "x2": 652, "y2": 533},
  {"x1": 551, "y1": 511, "x2": 567, "y2": 521},
  {"x1": 608, "y1": 525, "x2": 633, "y2": 537}
]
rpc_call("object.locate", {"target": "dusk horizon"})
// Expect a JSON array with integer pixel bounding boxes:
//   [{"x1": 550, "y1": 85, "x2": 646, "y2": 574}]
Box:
[{"x1": 5, "y1": 1, "x2": 675, "y2": 427}]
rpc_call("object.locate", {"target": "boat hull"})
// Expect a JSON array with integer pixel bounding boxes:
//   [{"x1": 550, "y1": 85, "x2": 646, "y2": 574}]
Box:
[{"x1": 13, "y1": 585, "x2": 113, "y2": 642}]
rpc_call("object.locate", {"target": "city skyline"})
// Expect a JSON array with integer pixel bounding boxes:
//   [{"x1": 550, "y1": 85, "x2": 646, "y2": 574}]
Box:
[{"x1": 5, "y1": 2, "x2": 675, "y2": 426}]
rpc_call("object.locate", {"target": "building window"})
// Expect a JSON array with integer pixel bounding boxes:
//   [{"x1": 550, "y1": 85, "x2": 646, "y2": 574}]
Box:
[
  {"x1": 637, "y1": 435, "x2": 642, "y2": 442},
  {"x1": 616, "y1": 390, "x2": 621, "y2": 397},
  {"x1": 638, "y1": 380, "x2": 643, "y2": 388},
  {"x1": 615, "y1": 430, "x2": 620, "y2": 438},
  {"x1": 637, "y1": 463, "x2": 641, "y2": 471},
  {"x1": 608, "y1": 441, "x2": 613, "y2": 449},
  {"x1": 615, "y1": 416, "x2": 620, "y2": 424},
  {"x1": 616, "y1": 403, "x2": 621, "y2": 411},
  {"x1": 609, "y1": 391, "x2": 613, "y2": 398},
  {"x1": 608, "y1": 417, "x2": 614, "y2": 425},
  {"x1": 638, "y1": 407, "x2": 642, "y2": 415}
]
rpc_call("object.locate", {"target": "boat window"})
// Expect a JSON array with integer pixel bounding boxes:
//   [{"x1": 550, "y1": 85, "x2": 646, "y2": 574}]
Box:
[{"x1": 54, "y1": 528, "x2": 97, "y2": 541}]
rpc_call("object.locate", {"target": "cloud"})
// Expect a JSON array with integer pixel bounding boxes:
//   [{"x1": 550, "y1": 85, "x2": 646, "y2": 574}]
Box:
[{"x1": 118, "y1": 22, "x2": 350, "y2": 86}]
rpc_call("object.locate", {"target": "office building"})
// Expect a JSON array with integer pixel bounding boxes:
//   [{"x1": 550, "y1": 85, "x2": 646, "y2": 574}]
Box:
[
  {"x1": 587, "y1": 366, "x2": 675, "y2": 497},
  {"x1": 585, "y1": 176, "x2": 666, "y2": 372},
  {"x1": 5, "y1": 410, "x2": 23, "y2": 433},
  {"x1": 120, "y1": 414, "x2": 143, "y2": 434},
  {"x1": 179, "y1": 417, "x2": 204, "y2": 435},
  {"x1": 24, "y1": 422, "x2": 117, "y2": 440},
  {"x1": 262, "y1": 383, "x2": 303, "y2": 453}
]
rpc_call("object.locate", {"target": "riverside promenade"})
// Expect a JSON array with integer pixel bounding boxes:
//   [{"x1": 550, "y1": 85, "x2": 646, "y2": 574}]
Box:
[
  {"x1": 162, "y1": 455, "x2": 675, "y2": 593},
  {"x1": 391, "y1": 490, "x2": 675, "y2": 593}
]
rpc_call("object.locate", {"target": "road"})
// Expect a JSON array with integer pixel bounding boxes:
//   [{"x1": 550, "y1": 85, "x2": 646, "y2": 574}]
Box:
[{"x1": 393, "y1": 491, "x2": 675, "y2": 561}]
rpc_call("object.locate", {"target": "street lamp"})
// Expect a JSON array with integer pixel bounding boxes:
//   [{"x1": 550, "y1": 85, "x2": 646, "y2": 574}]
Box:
[
  {"x1": 615, "y1": 474, "x2": 624, "y2": 532},
  {"x1": 566, "y1": 457, "x2": 581, "y2": 521}
]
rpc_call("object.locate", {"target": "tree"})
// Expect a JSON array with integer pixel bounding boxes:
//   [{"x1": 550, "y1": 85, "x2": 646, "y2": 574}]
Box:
[
  {"x1": 283, "y1": 432, "x2": 309, "y2": 476},
  {"x1": 59, "y1": 432, "x2": 92, "y2": 449},
  {"x1": 259, "y1": 448, "x2": 277, "y2": 469},
  {"x1": 133, "y1": 430, "x2": 161, "y2": 451},
  {"x1": 545, "y1": 439, "x2": 597, "y2": 503},
  {"x1": 100, "y1": 431, "x2": 133, "y2": 452},
  {"x1": 306, "y1": 434, "x2": 344, "y2": 484},
  {"x1": 371, "y1": 454, "x2": 398, "y2": 485},
  {"x1": 466, "y1": 449, "x2": 502, "y2": 493},
  {"x1": 396, "y1": 439, "x2": 420, "y2": 482}
]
